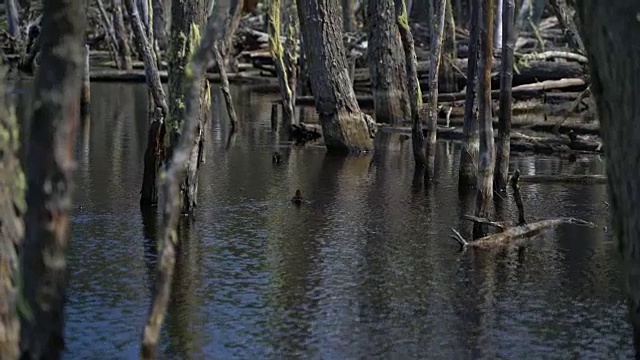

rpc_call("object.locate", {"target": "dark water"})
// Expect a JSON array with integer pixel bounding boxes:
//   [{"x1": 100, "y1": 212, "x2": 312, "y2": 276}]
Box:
[{"x1": 15, "y1": 82, "x2": 632, "y2": 359}]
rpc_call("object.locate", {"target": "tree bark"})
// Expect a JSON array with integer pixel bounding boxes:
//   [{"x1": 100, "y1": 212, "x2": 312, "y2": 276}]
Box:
[
  {"x1": 574, "y1": 1, "x2": 640, "y2": 357},
  {"x1": 0, "y1": 69, "x2": 24, "y2": 360},
  {"x1": 166, "y1": 0, "x2": 208, "y2": 215},
  {"x1": 494, "y1": 0, "x2": 503, "y2": 50},
  {"x1": 458, "y1": 0, "x2": 480, "y2": 187},
  {"x1": 425, "y1": 0, "x2": 447, "y2": 179},
  {"x1": 367, "y1": 0, "x2": 410, "y2": 125},
  {"x1": 297, "y1": 0, "x2": 374, "y2": 153},
  {"x1": 549, "y1": 0, "x2": 584, "y2": 54},
  {"x1": 440, "y1": 0, "x2": 457, "y2": 93},
  {"x1": 152, "y1": 0, "x2": 168, "y2": 49},
  {"x1": 214, "y1": 45, "x2": 239, "y2": 130},
  {"x1": 494, "y1": 0, "x2": 515, "y2": 191},
  {"x1": 19, "y1": 0, "x2": 86, "y2": 356},
  {"x1": 342, "y1": 0, "x2": 356, "y2": 32},
  {"x1": 137, "y1": 0, "x2": 150, "y2": 31},
  {"x1": 140, "y1": 5, "x2": 221, "y2": 357},
  {"x1": 397, "y1": 0, "x2": 426, "y2": 168},
  {"x1": 268, "y1": 0, "x2": 295, "y2": 124},
  {"x1": 112, "y1": 0, "x2": 133, "y2": 70},
  {"x1": 6, "y1": 0, "x2": 21, "y2": 42},
  {"x1": 473, "y1": 0, "x2": 495, "y2": 239},
  {"x1": 282, "y1": 0, "x2": 299, "y2": 121}
]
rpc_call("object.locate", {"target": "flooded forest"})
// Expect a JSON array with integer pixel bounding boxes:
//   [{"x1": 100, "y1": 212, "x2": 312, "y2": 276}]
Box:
[{"x1": 1, "y1": 0, "x2": 640, "y2": 358}]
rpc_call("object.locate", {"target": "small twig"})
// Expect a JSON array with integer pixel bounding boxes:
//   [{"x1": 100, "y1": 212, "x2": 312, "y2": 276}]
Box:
[{"x1": 450, "y1": 227, "x2": 468, "y2": 248}]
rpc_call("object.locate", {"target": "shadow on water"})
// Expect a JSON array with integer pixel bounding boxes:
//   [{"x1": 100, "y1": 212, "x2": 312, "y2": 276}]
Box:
[{"x1": 12, "y1": 81, "x2": 632, "y2": 359}]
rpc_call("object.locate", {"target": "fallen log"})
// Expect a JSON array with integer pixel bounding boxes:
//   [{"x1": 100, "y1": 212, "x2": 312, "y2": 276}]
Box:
[
  {"x1": 86, "y1": 69, "x2": 277, "y2": 84},
  {"x1": 518, "y1": 174, "x2": 606, "y2": 184},
  {"x1": 450, "y1": 217, "x2": 595, "y2": 250}
]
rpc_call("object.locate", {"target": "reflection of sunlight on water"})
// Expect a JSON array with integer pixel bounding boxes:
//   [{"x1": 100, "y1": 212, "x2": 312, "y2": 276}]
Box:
[{"x1": 14, "y1": 82, "x2": 629, "y2": 359}]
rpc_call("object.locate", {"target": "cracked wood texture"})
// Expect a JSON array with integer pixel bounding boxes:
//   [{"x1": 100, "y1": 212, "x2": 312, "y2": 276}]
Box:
[
  {"x1": 574, "y1": 1, "x2": 640, "y2": 356},
  {"x1": 19, "y1": 0, "x2": 86, "y2": 357},
  {"x1": 297, "y1": 0, "x2": 374, "y2": 153},
  {"x1": 367, "y1": 0, "x2": 410, "y2": 125}
]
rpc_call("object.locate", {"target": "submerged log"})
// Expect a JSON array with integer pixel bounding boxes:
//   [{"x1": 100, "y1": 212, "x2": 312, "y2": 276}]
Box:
[{"x1": 518, "y1": 174, "x2": 606, "y2": 184}]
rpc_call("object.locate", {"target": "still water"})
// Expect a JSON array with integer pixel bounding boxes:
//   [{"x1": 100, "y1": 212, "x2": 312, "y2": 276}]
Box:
[{"x1": 15, "y1": 82, "x2": 632, "y2": 359}]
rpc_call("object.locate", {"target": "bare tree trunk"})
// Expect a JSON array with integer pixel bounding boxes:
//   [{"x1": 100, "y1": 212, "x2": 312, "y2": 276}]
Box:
[
  {"x1": 0, "y1": 69, "x2": 24, "y2": 360},
  {"x1": 425, "y1": 0, "x2": 447, "y2": 179},
  {"x1": 140, "y1": 6, "x2": 221, "y2": 358},
  {"x1": 214, "y1": 45, "x2": 238, "y2": 130},
  {"x1": 440, "y1": 0, "x2": 457, "y2": 93},
  {"x1": 367, "y1": 0, "x2": 410, "y2": 125},
  {"x1": 574, "y1": 2, "x2": 640, "y2": 357},
  {"x1": 342, "y1": 0, "x2": 356, "y2": 32},
  {"x1": 19, "y1": 0, "x2": 86, "y2": 356},
  {"x1": 282, "y1": 0, "x2": 299, "y2": 119},
  {"x1": 473, "y1": 0, "x2": 495, "y2": 239},
  {"x1": 166, "y1": 0, "x2": 208, "y2": 215},
  {"x1": 268, "y1": 0, "x2": 295, "y2": 124},
  {"x1": 6, "y1": 0, "x2": 22, "y2": 42},
  {"x1": 97, "y1": 0, "x2": 121, "y2": 64},
  {"x1": 152, "y1": 0, "x2": 168, "y2": 49},
  {"x1": 397, "y1": 0, "x2": 426, "y2": 168},
  {"x1": 550, "y1": 0, "x2": 584, "y2": 54},
  {"x1": 218, "y1": 0, "x2": 244, "y2": 64},
  {"x1": 137, "y1": 0, "x2": 150, "y2": 31},
  {"x1": 297, "y1": 0, "x2": 374, "y2": 153},
  {"x1": 458, "y1": 0, "x2": 480, "y2": 187},
  {"x1": 494, "y1": 0, "x2": 503, "y2": 50},
  {"x1": 113, "y1": 0, "x2": 133, "y2": 70},
  {"x1": 494, "y1": 0, "x2": 515, "y2": 191}
]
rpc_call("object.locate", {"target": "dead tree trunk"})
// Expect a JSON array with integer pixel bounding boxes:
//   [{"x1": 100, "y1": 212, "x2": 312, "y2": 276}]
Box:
[
  {"x1": 473, "y1": 0, "x2": 495, "y2": 239},
  {"x1": 494, "y1": 0, "x2": 503, "y2": 50},
  {"x1": 342, "y1": 0, "x2": 356, "y2": 32},
  {"x1": 458, "y1": 0, "x2": 481, "y2": 187},
  {"x1": 166, "y1": 0, "x2": 208, "y2": 215},
  {"x1": 140, "y1": 7, "x2": 221, "y2": 359},
  {"x1": 152, "y1": 0, "x2": 168, "y2": 49},
  {"x1": 440, "y1": 0, "x2": 457, "y2": 93},
  {"x1": 113, "y1": 0, "x2": 133, "y2": 70},
  {"x1": 494, "y1": 0, "x2": 515, "y2": 191},
  {"x1": 297, "y1": 0, "x2": 375, "y2": 153},
  {"x1": 574, "y1": 1, "x2": 640, "y2": 357},
  {"x1": 268, "y1": 0, "x2": 295, "y2": 124},
  {"x1": 550, "y1": 0, "x2": 584, "y2": 54},
  {"x1": 19, "y1": 0, "x2": 86, "y2": 357},
  {"x1": 282, "y1": 0, "x2": 299, "y2": 120},
  {"x1": 425, "y1": 0, "x2": 447, "y2": 178},
  {"x1": 6, "y1": 0, "x2": 21, "y2": 43},
  {"x1": 97, "y1": 0, "x2": 121, "y2": 64},
  {"x1": 367, "y1": 0, "x2": 410, "y2": 125},
  {"x1": 137, "y1": 0, "x2": 150, "y2": 31},
  {"x1": 0, "y1": 69, "x2": 24, "y2": 360},
  {"x1": 218, "y1": 0, "x2": 244, "y2": 68},
  {"x1": 397, "y1": 0, "x2": 426, "y2": 168},
  {"x1": 214, "y1": 45, "x2": 239, "y2": 130}
]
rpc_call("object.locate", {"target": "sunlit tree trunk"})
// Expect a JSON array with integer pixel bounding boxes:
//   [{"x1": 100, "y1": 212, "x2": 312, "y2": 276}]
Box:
[
  {"x1": 473, "y1": 0, "x2": 495, "y2": 239},
  {"x1": 166, "y1": 0, "x2": 209, "y2": 215},
  {"x1": 574, "y1": 1, "x2": 640, "y2": 357},
  {"x1": 458, "y1": 0, "x2": 480, "y2": 187},
  {"x1": 0, "y1": 69, "x2": 24, "y2": 360},
  {"x1": 367, "y1": 0, "x2": 410, "y2": 125},
  {"x1": 19, "y1": 0, "x2": 86, "y2": 357},
  {"x1": 297, "y1": 0, "x2": 375, "y2": 153}
]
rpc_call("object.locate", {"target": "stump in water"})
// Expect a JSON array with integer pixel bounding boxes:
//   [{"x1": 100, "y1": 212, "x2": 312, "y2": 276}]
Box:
[{"x1": 81, "y1": 45, "x2": 91, "y2": 116}]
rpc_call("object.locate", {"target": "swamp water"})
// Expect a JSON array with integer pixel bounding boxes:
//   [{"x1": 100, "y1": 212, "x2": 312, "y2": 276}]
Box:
[{"x1": 15, "y1": 82, "x2": 633, "y2": 359}]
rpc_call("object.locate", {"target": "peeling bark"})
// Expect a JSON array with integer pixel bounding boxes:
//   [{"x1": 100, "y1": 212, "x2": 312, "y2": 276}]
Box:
[
  {"x1": 458, "y1": 0, "x2": 480, "y2": 187},
  {"x1": 19, "y1": 0, "x2": 86, "y2": 356},
  {"x1": 494, "y1": 0, "x2": 515, "y2": 191},
  {"x1": 425, "y1": 0, "x2": 447, "y2": 178},
  {"x1": 575, "y1": 1, "x2": 640, "y2": 356},
  {"x1": 473, "y1": 0, "x2": 495, "y2": 239},
  {"x1": 367, "y1": 0, "x2": 410, "y2": 125},
  {"x1": 297, "y1": 0, "x2": 374, "y2": 153},
  {"x1": 0, "y1": 68, "x2": 24, "y2": 360}
]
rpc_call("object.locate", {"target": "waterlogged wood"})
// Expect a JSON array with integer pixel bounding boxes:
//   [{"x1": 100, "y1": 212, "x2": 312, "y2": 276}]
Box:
[
  {"x1": 214, "y1": 45, "x2": 239, "y2": 130},
  {"x1": 367, "y1": 0, "x2": 410, "y2": 124},
  {"x1": 0, "y1": 70, "x2": 23, "y2": 360},
  {"x1": 19, "y1": 0, "x2": 86, "y2": 356},
  {"x1": 140, "y1": 5, "x2": 220, "y2": 360},
  {"x1": 518, "y1": 174, "x2": 607, "y2": 184},
  {"x1": 297, "y1": 0, "x2": 374, "y2": 153},
  {"x1": 425, "y1": 0, "x2": 447, "y2": 178},
  {"x1": 81, "y1": 45, "x2": 90, "y2": 115},
  {"x1": 458, "y1": 0, "x2": 480, "y2": 186},
  {"x1": 397, "y1": 0, "x2": 426, "y2": 168},
  {"x1": 494, "y1": 0, "x2": 516, "y2": 191},
  {"x1": 474, "y1": 0, "x2": 496, "y2": 239},
  {"x1": 463, "y1": 215, "x2": 510, "y2": 231}
]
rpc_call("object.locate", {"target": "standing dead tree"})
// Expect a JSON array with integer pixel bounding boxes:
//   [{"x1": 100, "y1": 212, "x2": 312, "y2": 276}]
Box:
[
  {"x1": 458, "y1": 0, "x2": 481, "y2": 187},
  {"x1": 0, "y1": 68, "x2": 24, "y2": 360},
  {"x1": 473, "y1": 0, "x2": 495, "y2": 239},
  {"x1": 494, "y1": 0, "x2": 516, "y2": 191},
  {"x1": 574, "y1": 1, "x2": 640, "y2": 357},
  {"x1": 112, "y1": 0, "x2": 133, "y2": 69},
  {"x1": 19, "y1": 0, "x2": 86, "y2": 357},
  {"x1": 297, "y1": 0, "x2": 374, "y2": 153},
  {"x1": 140, "y1": 5, "x2": 222, "y2": 359},
  {"x1": 397, "y1": 0, "x2": 426, "y2": 168},
  {"x1": 268, "y1": 0, "x2": 295, "y2": 124},
  {"x1": 425, "y1": 0, "x2": 447, "y2": 179},
  {"x1": 549, "y1": 0, "x2": 584, "y2": 54}
]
